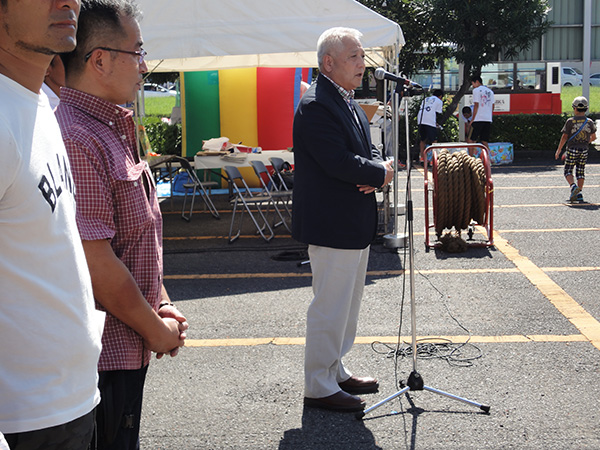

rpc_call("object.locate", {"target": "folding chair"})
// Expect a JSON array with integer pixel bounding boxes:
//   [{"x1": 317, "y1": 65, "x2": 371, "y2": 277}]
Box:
[
  {"x1": 223, "y1": 165, "x2": 274, "y2": 243},
  {"x1": 172, "y1": 156, "x2": 220, "y2": 221},
  {"x1": 268, "y1": 156, "x2": 293, "y2": 191},
  {"x1": 249, "y1": 160, "x2": 292, "y2": 233},
  {"x1": 268, "y1": 156, "x2": 308, "y2": 265}
]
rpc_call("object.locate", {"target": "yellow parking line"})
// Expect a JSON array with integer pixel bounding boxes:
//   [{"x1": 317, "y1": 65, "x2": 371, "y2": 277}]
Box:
[
  {"x1": 166, "y1": 229, "x2": 600, "y2": 350},
  {"x1": 164, "y1": 268, "x2": 524, "y2": 280},
  {"x1": 184, "y1": 334, "x2": 586, "y2": 348},
  {"x1": 498, "y1": 227, "x2": 600, "y2": 233},
  {"x1": 164, "y1": 234, "x2": 287, "y2": 240},
  {"x1": 165, "y1": 235, "x2": 229, "y2": 240},
  {"x1": 493, "y1": 231, "x2": 600, "y2": 351},
  {"x1": 411, "y1": 185, "x2": 600, "y2": 193},
  {"x1": 497, "y1": 185, "x2": 600, "y2": 190},
  {"x1": 163, "y1": 225, "x2": 600, "y2": 241},
  {"x1": 414, "y1": 203, "x2": 600, "y2": 211},
  {"x1": 165, "y1": 272, "x2": 313, "y2": 280},
  {"x1": 493, "y1": 173, "x2": 558, "y2": 178},
  {"x1": 492, "y1": 173, "x2": 600, "y2": 178},
  {"x1": 495, "y1": 203, "x2": 599, "y2": 208},
  {"x1": 543, "y1": 266, "x2": 600, "y2": 272},
  {"x1": 165, "y1": 266, "x2": 600, "y2": 280}
]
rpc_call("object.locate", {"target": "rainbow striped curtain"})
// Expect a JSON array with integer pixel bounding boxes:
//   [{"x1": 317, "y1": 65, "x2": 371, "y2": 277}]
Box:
[{"x1": 181, "y1": 67, "x2": 312, "y2": 156}]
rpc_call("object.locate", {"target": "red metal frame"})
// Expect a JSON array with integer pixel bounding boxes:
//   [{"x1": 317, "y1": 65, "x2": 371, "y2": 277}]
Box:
[{"x1": 423, "y1": 143, "x2": 494, "y2": 249}]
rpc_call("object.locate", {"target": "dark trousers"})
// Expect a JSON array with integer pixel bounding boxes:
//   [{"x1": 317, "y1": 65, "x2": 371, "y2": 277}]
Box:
[
  {"x1": 92, "y1": 365, "x2": 149, "y2": 450},
  {"x1": 4, "y1": 410, "x2": 94, "y2": 450}
]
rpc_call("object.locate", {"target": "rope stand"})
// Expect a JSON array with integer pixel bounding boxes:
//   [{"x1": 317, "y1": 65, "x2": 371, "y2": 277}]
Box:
[{"x1": 424, "y1": 143, "x2": 494, "y2": 251}]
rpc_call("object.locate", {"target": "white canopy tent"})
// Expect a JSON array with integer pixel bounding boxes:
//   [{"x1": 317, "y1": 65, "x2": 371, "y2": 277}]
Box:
[{"x1": 136, "y1": 0, "x2": 404, "y2": 72}]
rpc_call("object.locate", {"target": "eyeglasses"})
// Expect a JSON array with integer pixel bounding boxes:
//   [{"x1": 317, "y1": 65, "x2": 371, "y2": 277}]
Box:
[{"x1": 84, "y1": 47, "x2": 147, "y2": 65}]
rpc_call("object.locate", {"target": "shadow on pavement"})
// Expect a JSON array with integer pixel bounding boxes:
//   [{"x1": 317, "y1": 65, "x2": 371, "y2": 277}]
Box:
[{"x1": 279, "y1": 406, "x2": 383, "y2": 450}]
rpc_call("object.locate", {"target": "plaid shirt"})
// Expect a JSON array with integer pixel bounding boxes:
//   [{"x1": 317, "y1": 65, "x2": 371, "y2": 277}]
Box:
[
  {"x1": 56, "y1": 88, "x2": 163, "y2": 371},
  {"x1": 321, "y1": 74, "x2": 361, "y2": 125},
  {"x1": 322, "y1": 74, "x2": 355, "y2": 106}
]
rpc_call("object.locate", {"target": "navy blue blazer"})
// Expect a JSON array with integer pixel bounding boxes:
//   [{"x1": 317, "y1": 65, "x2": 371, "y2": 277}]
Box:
[{"x1": 292, "y1": 74, "x2": 385, "y2": 249}]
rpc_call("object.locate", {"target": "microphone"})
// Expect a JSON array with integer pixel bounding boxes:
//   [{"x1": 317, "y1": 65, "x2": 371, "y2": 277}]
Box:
[{"x1": 374, "y1": 68, "x2": 422, "y2": 89}]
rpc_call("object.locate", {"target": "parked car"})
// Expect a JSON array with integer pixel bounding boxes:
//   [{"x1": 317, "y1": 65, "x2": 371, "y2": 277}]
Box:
[
  {"x1": 590, "y1": 73, "x2": 600, "y2": 87},
  {"x1": 143, "y1": 83, "x2": 177, "y2": 97},
  {"x1": 561, "y1": 67, "x2": 583, "y2": 86}
]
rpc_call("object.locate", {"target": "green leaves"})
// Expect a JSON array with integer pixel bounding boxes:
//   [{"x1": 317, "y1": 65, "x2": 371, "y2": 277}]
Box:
[
  {"x1": 143, "y1": 118, "x2": 182, "y2": 156},
  {"x1": 359, "y1": 0, "x2": 551, "y2": 123},
  {"x1": 360, "y1": 0, "x2": 550, "y2": 75}
]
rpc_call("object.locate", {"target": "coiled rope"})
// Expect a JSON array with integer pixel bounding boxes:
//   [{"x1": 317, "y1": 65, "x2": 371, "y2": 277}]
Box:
[{"x1": 434, "y1": 149, "x2": 486, "y2": 237}]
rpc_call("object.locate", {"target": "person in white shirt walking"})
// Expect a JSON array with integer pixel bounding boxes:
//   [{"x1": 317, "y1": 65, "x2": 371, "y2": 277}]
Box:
[
  {"x1": 417, "y1": 89, "x2": 444, "y2": 162},
  {"x1": 468, "y1": 75, "x2": 495, "y2": 155}
]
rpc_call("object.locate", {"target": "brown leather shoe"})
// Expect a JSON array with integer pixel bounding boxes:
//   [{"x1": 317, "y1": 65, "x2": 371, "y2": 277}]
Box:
[
  {"x1": 338, "y1": 376, "x2": 379, "y2": 394},
  {"x1": 304, "y1": 391, "x2": 366, "y2": 412}
]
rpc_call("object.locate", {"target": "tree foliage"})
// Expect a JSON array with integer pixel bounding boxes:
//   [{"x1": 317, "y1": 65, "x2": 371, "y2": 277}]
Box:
[
  {"x1": 145, "y1": 72, "x2": 180, "y2": 85},
  {"x1": 358, "y1": 0, "x2": 551, "y2": 122},
  {"x1": 360, "y1": 0, "x2": 450, "y2": 77}
]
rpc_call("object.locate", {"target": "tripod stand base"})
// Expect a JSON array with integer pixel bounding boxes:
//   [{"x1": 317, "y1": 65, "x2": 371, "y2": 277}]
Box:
[
  {"x1": 383, "y1": 233, "x2": 408, "y2": 249},
  {"x1": 356, "y1": 371, "x2": 490, "y2": 419}
]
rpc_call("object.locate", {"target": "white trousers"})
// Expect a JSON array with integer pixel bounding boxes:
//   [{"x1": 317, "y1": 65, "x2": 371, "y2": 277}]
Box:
[{"x1": 304, "y1": 244, "x2": 370, "y2": 398}]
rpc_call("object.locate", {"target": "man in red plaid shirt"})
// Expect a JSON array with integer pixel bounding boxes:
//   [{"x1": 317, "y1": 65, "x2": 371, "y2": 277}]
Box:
[{"x1": 56, "y1": 1, "x2": 188, "y2": 448}]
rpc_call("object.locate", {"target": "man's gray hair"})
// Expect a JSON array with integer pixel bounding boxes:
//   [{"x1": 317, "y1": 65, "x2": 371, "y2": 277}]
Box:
[{"x1": 317, "y1": 27, "x2": 363, "y2": 70}]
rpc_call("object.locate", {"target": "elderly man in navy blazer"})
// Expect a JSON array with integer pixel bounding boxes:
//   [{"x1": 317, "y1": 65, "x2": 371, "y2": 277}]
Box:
[{"x1": 293, "y1": 27, "x2": 394, "y2": 412}]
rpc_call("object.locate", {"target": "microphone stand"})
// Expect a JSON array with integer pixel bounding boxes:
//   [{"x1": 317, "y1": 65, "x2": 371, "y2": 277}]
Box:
[
  {"x1": 382, "y1": 82, "x2": 407, "y2": 249},
  {"x1": 358, "y1": 82, "x2": 490, "y2": 419}
]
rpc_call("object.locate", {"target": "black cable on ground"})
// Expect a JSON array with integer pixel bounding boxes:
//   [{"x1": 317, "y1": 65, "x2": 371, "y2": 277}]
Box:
[{"x1": 371, "y1": 338, "x2": 483, "y2": 368}]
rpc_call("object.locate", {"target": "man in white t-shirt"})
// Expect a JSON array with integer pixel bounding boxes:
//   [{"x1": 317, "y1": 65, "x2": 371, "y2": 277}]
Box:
[
  {"x1": 0, "y1": 432, "x2": 8, "y2": 450},
  {"x1": 417, "y1": 89, "x2": 444, "y2": 161},
  {"x1": 468, "y1": 75, "x2": 495, "y2": 155},
  {"x1": 0, "y1": 1, "x2": 103, "y2": 448}
]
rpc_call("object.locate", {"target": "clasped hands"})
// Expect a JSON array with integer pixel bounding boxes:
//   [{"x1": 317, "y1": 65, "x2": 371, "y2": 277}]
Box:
[
  {"x1": 145, "y1": 304, "x2": 189, "y2": 359},
  {"x1": 357, "y1": 159, "x2": 394, "y2": 194}
]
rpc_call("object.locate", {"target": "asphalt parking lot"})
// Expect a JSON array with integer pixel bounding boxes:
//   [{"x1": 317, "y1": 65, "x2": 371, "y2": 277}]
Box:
[{"x1": 140, "y1": 156, "x2": 600, "y2": 449}]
